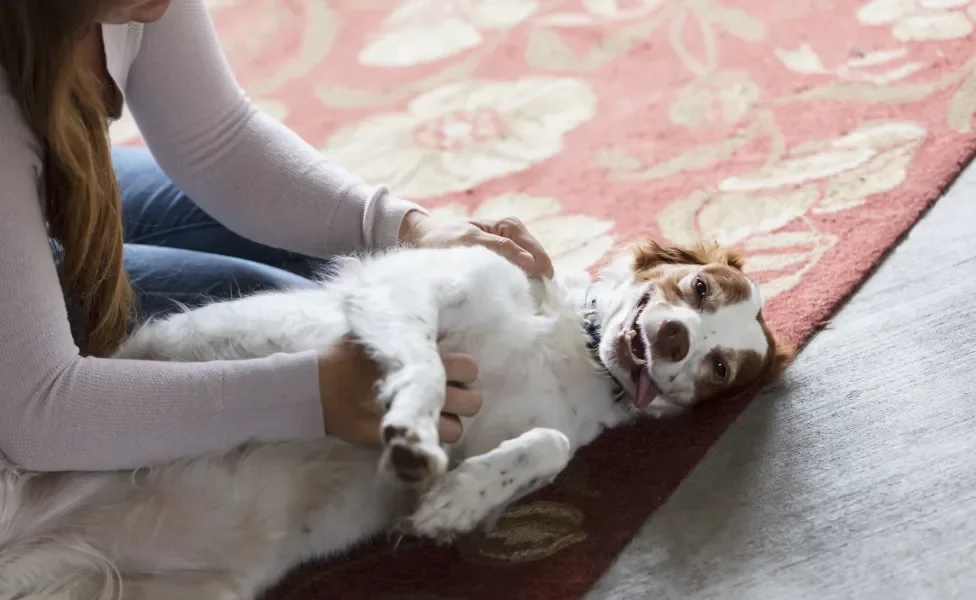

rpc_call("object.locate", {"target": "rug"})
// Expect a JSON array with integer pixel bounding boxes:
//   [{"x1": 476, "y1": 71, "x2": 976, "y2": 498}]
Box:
[{"x1": 112, "y1": 0, "x2": 976, "y2": 597}]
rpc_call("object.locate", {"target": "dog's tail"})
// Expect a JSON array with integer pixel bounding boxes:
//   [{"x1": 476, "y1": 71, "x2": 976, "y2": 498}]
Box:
[{"x1": 0, "y1": 539, "x2": 120, "y2": 600}]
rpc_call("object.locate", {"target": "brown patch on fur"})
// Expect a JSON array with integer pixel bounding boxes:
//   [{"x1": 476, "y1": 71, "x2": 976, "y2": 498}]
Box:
[
  {"x1": 703, "y1": 316, "x2": 795, "y2": 403},
  {"x1": 633, "y1": 239, "x2": 745, "y2": 273},
  {"x1": 695, "y1": 348, "x2": 765, "y2": 401},
  {"x1": 701, "y1": 265, "x2": 752, "y2": 306},
  {"x1": 649, "y1": 270, "x2": 686, "y2": 305},
  {"x1": 759, "y1": 316, "x2": 796, "y2": 386},
  {"x1": 634, "y1": 244, "x2": 751, "y2": 313}
]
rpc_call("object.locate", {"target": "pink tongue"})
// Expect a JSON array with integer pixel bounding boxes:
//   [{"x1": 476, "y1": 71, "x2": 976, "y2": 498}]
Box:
[{"x1": 635, "y1": 371, "x2": 658, "y2": 408}]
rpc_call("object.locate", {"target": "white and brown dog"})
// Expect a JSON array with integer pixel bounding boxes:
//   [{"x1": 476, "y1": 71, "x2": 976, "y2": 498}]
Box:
[{"x1": 0, "y1": 237, "x2": 793, "y2": 600}]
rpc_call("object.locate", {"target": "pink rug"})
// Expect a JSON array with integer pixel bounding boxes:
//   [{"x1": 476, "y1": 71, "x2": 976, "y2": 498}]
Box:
[{"x1": 113, "y1": 0, "x2": 976, "y2": 596}]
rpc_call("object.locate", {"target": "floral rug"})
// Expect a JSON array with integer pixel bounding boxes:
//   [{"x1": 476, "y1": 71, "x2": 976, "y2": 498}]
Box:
[{"x1": 113, "y1": 0, "x2": 976, "y2": 597}]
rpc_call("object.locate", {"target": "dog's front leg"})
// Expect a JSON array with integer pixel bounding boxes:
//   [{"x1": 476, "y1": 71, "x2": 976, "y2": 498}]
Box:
[
  {"x1": 339, "y1": 285, "x2": 448, "y2": 484},
  {"x1": 399, "y1": 427, "x2": 571, "y2": 543}
]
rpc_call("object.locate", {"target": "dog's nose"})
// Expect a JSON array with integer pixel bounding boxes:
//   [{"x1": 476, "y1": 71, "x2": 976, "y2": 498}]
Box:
[{"x1": 654, "y1": 320, "x2": 689, "y2": 362}]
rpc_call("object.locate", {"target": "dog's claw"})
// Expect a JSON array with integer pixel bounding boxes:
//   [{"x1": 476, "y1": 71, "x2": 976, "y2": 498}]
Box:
[{"x1": 395, "y1": 517, "x2": 457, "y2": 546}]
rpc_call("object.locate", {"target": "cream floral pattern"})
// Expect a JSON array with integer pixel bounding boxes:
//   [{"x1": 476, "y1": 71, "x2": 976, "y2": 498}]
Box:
[
  {"x1": 658, "y1": 121, "x2": 926, "y2": 298},
  {"x1": 529, "y1": 0, "x2": 763, "y2": 75},
  {"x1": 323, "y1": 77, "x2": 597, "y2": 199},
  {"x1": 206, "y1": 0, "x2": 337, "y2": 97},
  {"x1": 432, "y1": 194, "x2": 616, "y2": 272},
  {"x1": 775, "y1": 44, "x2": 924, "y2": 84},
  {"x1": 858, "y1": 0, "x2": 976, "y2": 41},
  {"x1": 359, "y1": 0, "x2": 539, "y2": 67},
  {"x1": 537, "y1": 0, "x2": 666, "y2": 26},
  {"x1": 718, "y1": 121, "x2": 925, "y2": 205},
  {"x1": 668, "y1": 71, "x2": 760, "y2": 128}
]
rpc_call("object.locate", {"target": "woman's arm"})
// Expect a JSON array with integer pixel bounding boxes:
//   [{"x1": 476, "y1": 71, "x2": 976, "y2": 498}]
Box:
[
  {"x1": 0, "y1": 99, "x2": 326, "y2": 472},
  {"x1": 123, "y1": 0, "x2": 419, "y2": 258}
]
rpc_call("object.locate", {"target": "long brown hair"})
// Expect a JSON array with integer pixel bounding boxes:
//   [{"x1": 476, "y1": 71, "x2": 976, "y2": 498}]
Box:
[{"x1": 0, "y1": 1, "x2": 134, "y2": 356}]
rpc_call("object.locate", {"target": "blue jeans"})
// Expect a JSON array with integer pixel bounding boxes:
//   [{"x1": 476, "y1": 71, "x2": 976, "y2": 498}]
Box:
[
  {"x1": 114, "y1": 147, "x2": 321, "y2": 321},
  {"x1": 61, "y1": 148, "x2": 323, "y2": 344},
  {"x1": 112, "y1": 147, "x2": 320, "y2": 319}
]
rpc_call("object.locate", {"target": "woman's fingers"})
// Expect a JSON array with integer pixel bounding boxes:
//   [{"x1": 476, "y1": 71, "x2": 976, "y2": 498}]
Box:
[
  {"x1": 442, "y1": 352, "x2": 482, "y2": 418},
  {"x1": 441, "y1": 352, "x2": 478, "y2": 385},
  {"x1": 440, "y1": 352, "x2": 481, "y2": 442},
  {"x1": 444, "y1": 384, "x2": 482, "y2": 418},
  {"x1": 437, "y1": 414, "x2": 463, "y2": 443},
  {"x1": 472, "y1": 217, "x2": 554, "y2": 279},
  {"x1": 332, "y1": 352, "x2": 480, "y2": 446},
  {"x1": 470, "y1": 230, "x2": 537, "y2": 273}
]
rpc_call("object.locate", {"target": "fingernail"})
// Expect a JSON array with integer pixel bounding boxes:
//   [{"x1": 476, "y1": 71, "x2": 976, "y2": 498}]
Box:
[{"x1": 518, "y1": 251, "x2": 534, "y2": 266}]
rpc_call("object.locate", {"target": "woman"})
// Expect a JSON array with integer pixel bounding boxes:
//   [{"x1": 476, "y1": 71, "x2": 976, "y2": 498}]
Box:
[{"x1": 0, "y1": 0, "x2": 553, "y2": 472}]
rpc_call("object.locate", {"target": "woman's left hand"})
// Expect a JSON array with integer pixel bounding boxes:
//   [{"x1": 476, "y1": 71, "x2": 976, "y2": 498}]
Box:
[{"x1": 399, "y1": 211, "x2": 554, "y2": 279}]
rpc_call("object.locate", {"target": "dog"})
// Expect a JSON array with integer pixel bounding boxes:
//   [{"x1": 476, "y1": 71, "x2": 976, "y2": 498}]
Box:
[{"x1": 0, "y1": 237, "x2": 793, "y2": 599}]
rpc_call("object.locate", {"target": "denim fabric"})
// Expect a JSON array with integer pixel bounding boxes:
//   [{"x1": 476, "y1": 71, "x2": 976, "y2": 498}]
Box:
[
  {"x1": 59, "y1": 147, "x2": 323, "y2": 343},
  {"x1": 114, "y1": 146, "x2": 322, "y2": 320}
]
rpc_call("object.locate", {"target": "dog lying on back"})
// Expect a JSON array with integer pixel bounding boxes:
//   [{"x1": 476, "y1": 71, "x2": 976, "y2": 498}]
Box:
[{"x1": 0, "y1": 237, "x2": 793, "y2": 599}]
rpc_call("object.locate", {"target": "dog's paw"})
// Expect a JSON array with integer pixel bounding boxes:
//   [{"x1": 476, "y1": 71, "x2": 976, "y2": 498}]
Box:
[
  {"x1": 402, "y1": 428, "x2": 572, "y2": 538},
  {"x1": 399, "y1": 471, "x2": 489, "y2": 540},
  {"x1": 379, "y1": 429, "x2": 448, "y2": 484},
  {"x1": 395, "y1": 517, "x2": 456, "y2": 546}
]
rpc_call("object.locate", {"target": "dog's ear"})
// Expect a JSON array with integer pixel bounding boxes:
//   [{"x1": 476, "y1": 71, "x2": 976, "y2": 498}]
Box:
[
  {"x1": 766, "y1": 343, "x2": 796, "y2": 381},
  {"x1": 693, "y1": 242, "x2": 745, "y2": 271},
  {"x1": 632, "y1": 239, "x2": 700, "y2": 272},
  {"x1": 633, "y1": 239, "x2": 744, "y2": 272},
  {"x1": 723, "y1": 338, "x2": 795, "y2": 403}
]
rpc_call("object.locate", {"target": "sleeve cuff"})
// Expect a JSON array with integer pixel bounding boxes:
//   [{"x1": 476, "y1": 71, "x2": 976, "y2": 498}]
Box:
[{"x1": 362, "y1": 185, "x2": 428, "y2": 249}]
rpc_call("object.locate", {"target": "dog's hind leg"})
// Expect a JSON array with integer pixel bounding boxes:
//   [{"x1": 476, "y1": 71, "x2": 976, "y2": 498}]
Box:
[{"x1": 339, "y1": 284, "x2": 448, "y2": 485}]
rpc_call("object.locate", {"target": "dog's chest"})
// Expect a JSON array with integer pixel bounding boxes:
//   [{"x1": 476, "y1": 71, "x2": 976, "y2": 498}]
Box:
[{"x1": 449, "y1": 306, "x2": 629, "y2": 456}]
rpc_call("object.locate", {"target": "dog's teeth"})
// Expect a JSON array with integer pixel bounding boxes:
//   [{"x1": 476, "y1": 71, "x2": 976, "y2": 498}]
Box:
[
  {"x1": 626, "y1": 329, "x2": 637, "y2": 340},
  {"x1": 633, "y1": 356, "x2": 646, "y2": 366}
]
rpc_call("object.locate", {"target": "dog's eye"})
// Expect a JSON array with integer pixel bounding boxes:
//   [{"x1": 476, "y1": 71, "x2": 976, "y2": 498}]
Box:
[
  {"x1": 713, "y1": 357, "x2": 728, "y2": 380},
  {"x1": 693, "y1": 277, "x2": 708, "y2": 301}
]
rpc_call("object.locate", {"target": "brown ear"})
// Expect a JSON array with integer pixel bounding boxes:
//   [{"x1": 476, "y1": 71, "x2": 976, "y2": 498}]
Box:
[
  {"x1": 633, "y1": 239, "x2": 745, "y2": 272},
  {"x1": 695, "y1": 242, "x2": 745, "y2": 271},
  {"x1": 723, "y1": 340, "x2": 795, "y2": 404},
  {"x1": 766, "y1": 343, "x2": 796, "y2": 381}
]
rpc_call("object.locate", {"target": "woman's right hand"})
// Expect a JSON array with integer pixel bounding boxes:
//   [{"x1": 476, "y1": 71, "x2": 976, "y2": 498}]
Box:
[{"x1": 316, "y1": 337, "x2": 482, "y2": 447}]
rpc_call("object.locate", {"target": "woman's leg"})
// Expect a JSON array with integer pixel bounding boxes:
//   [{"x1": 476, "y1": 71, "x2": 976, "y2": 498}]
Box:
[
  {"x1": 57, "y1": 242, "x2": 314, "y2": 345},
  {"x1": 124, "y1": 243, "x2": 317, "y2": 324},
  {"x1": 112, "y1": 146, "x2": 322, "y2": 279}
]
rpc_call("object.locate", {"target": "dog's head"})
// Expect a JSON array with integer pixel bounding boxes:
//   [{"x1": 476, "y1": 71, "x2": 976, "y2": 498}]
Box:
[{"x1": 597, "y1": 239, "x2": 794, "y2": 417}]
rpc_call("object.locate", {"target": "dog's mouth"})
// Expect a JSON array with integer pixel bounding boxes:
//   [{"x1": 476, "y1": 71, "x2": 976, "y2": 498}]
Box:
[
  {"x1": 619, "y1": 295, "x2": 661, "y2": 408},
  {"x1": 624, "y1": 295, "x2": 649, "y2": 367}
]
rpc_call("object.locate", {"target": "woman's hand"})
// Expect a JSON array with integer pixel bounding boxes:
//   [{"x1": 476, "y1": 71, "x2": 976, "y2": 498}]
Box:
[
  {"x1": 317, "y1": 337, "x2": 482, "y2": 447},
  {"x1": 399, "y1": 210, "x2": 554, "y2": 280}
]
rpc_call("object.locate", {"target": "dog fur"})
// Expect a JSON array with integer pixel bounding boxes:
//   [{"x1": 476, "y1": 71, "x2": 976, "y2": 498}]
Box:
[{"x1": 0, "y1": 238, "x2": 792, "y2": 599}]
